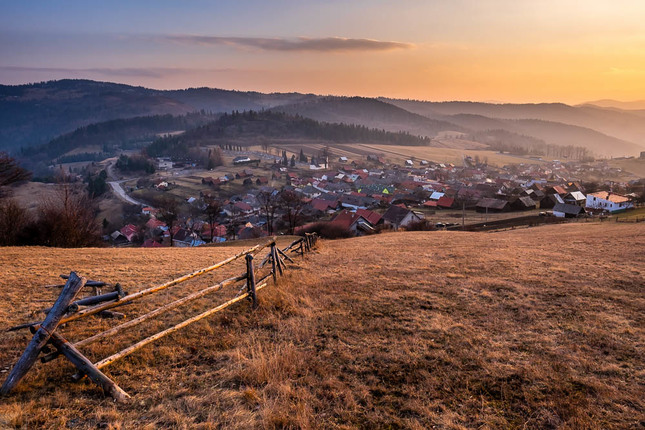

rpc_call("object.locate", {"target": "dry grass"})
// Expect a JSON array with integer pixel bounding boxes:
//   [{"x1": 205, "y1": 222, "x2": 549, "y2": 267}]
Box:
[{"x1": 0, "y1": 223, "x2": 644, "y2": 429}]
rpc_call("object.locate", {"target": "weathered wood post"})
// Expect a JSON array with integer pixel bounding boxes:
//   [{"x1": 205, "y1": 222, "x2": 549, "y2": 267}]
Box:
[
  {"x1": 245, "y1": 254, "x2": 258, "y2": 309},
  {"x1": 0, "y1": 272, "x2": 86, "y2": 396},
  {"x1": 47, "y1": 332, "x2": 129, "y2": 402},
  {"x1": 270, "y1": 242, "x2": 278, "y2": 284}
]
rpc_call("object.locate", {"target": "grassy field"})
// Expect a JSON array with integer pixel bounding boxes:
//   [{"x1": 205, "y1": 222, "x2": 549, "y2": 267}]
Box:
[
  {"x1": 0, "y1": 223, "x2": 643, "y2": 429},
  {"x1": 273, "y1": 142, "x2": 548, "y2": 168}
]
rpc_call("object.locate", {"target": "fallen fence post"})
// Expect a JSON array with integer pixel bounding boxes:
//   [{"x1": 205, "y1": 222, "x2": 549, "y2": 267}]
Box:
[
  {"x1": 277, "y1": 247, "x2": 294, "y2": 263},
  {"x1": 1, "y1": 272, "x2": 86, "y2": 396},
  {"x1": 246, "y1": 254, "x2": 258, "y2": 309},
  {"x1": 48, "y1": 331, "x2": 130, "y2": 402}
]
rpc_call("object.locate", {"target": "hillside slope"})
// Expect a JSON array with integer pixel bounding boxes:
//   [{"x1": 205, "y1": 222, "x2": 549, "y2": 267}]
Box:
[
  {"x1": 0, "y1": 223, "x2": 643, "y2": 429},
  {"x1": 273, "y1": 97, "x2": 465, "y2": 139},
  {"x1": 385, "y1": 99, "x2": 645, "y2": 157}
]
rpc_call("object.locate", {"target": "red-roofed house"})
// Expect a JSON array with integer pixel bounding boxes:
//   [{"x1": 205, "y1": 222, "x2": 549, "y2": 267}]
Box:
[
  {"x1": 355, "y1": 209, "x2": 382, "y2": 225},
  {"x1": 437, "y1": 196, "x2": 455, "y2": 209},
  {"x1": 120, "y1": 224, "x2": 139, "y2": 242},
  {"x1": 330, "y1": 210, "x2": 375, "y2": 235}
]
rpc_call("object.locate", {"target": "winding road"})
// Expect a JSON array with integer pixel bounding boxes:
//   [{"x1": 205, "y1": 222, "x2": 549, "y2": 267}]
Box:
[{"x1": 106, "y1": 161, "x2": 147, "y2": 206}]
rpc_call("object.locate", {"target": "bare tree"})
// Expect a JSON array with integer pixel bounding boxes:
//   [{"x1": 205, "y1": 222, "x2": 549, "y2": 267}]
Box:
[
  {"x1": 0, "y1": 152, "x2": 31, "y2": 197},
  {"x1": 156, "y1": 196, "x2": 179, "y2": 246},
  {"x1": 257, "y1": 189, "x2": 279, "y2": 235},
  {"x1": 203, "y1": 198, "x2": 222, "y2": 242},
  {"x1": 279, "y1": 189, "x2": 304, "y2": 235},
  {"x1": 0, "y1": 198, "x2": 31, "y2": 245},
  {"x1": 38, "y1": 183, "x2": 101, "y2": 247}
]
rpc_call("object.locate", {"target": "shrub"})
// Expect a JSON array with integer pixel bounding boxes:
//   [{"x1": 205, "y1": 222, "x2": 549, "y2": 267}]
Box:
[
  {"x1": 404, "y1": 219, "x2": 436, "y2": 231},
  {"x1": 299, "y1": 222, "x2": 353, "y2": 239}
]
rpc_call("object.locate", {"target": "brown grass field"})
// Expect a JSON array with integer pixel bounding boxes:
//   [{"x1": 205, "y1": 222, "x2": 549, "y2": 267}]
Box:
[{"x1": 0, "y1": 223, "x2": 643, "y2": 429}]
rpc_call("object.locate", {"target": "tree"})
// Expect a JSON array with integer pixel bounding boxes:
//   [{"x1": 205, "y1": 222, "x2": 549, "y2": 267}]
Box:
[
  {"x1": 257, "y1": 189, "x2": 279, "y2": 235},
  {"x1": 299, "y1": 148, "x2": 307, "y2": 163},
  {"x1": 279, "y1": 189, "x2": 304, "y2": 235},
  {"x1": 0, "y1": 198, "x2": 31, "y2": 246},
  {"x1": 290, "y1": 154, "x2": 296, "y2": 168},
  {"x1": 203, "y1": 198, "x2": 222, "y2": 242},
  {"x1": 156, "y1": 196, "x2": 179, "y2": 246},
  {"x1": 37, "y1": 183, "x2": 102, "y2": 247},
  {"x1": 0, "y1": 152, "x2": 31, "y2": 196}
]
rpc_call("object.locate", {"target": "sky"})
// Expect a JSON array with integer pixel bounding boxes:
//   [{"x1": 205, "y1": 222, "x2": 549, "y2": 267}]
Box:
[{"x1": 1, "y1": 0, "x2": 645, "y2": 103}]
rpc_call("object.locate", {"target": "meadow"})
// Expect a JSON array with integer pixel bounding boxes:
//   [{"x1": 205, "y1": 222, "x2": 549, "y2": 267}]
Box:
[{"x1": 0, "y1": 223, "x2": 643, "y2": 429}]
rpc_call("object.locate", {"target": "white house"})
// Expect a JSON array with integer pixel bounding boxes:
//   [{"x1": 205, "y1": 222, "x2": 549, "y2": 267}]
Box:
[
  {"x1": 586, "y1": 191, "x2": 633, "y2": 213},
  {"x1": 157, "y1": 158, "x2": 173, "y2": 170}
]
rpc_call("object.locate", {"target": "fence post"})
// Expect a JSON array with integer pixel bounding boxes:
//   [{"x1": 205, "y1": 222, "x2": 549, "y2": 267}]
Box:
[
  {"x1": 270, "y1": 243, "x2": 278, "y2": 284},
  {"x1": 1, "y1": 272, "x2": 86, "y2": 396},
  {"x1": 245, "y1": 254, "x2": 258, "y2": 309}
]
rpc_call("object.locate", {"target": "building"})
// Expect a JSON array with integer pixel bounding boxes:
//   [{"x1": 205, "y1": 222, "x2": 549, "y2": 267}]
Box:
[
  {"x1": 585, "y1": 191, "x2": 633, "y2": 213},
  {"x1": 553, "y1": 203, "x2": 585, "y2": 218},
  {"x1": 381, "y1": 205, "x2": 423, "y2": 230}
]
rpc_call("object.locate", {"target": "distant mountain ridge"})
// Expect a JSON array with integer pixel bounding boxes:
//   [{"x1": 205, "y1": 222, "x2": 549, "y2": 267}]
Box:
[{"x1": 2, "y1": 79, "x2": 645, "y2": 158}]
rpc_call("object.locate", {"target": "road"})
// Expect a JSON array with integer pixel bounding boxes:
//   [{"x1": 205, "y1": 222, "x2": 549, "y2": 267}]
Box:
[{"x1": 105, "y1": 161, "x2": 147, "y2": 206}]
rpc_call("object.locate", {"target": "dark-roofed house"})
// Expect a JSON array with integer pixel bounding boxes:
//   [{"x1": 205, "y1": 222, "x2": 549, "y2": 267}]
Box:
[
  {"x1": 512, "y1": 196, "x2": 537, "y2": 211},
  {"x1": 475, "y1": 198, "x2": 510, "y2": 213},
  {"x1": 553, "y1": 203, "x2": 585, "y2": 218},
  {"x1": 381, "y1": 205, "x2": 423, "y2": 230}
]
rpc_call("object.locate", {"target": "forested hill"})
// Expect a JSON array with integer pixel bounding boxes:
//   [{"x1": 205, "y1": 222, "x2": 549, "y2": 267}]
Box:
[
  {"x1": 23, "y1": 113, "x2": 217, "y2": 162},
  {"x1": 145, "y1": 110, "x2": 431, "y2": 157}
]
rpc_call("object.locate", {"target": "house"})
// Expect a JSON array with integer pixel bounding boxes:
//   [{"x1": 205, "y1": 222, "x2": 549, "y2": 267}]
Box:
[
  {"x1": 540, "y1": 193, "x2": 564, "y2": 209},
  {"x1": 563, "y1": 191, "x2": 586, "y2": 206},
  {"x1": 173, "y1": 228, "x2": 206, "y2": 247},
  {"x1": 585, "y1": 191, "x2": 633, "y2": 213},
  {"x1": 512, "y1": 196, "x2": 537, "y2": 211},
  {"x1": 233, "y1": 156, "x2": 251, "y2": 165},
  {"x1": 110, "y1": 230, "x2": 129, "y2": 246},
  {"x1": 405, "y1": 160, "x2": 414, "y2": 167},
  {"x1": 157, "y1": 158, "x2": 173, "y2": 170},
  {"x1": 355, "y1": 209, "x2": 382, "y2": 225},
  {"x1": 475, "y1": 198, "x2": 510, "y2": 213},
  {"x1": 436, "y1": 196, "x2": 455, "y2": 209},
  {"x1": 329, "y1": 210, "x2": 375, "y2": 235},
  {"x1": 338, "y1": 156, "x2": 348, "y2": 162},
  {"x1": 553, "y1": 203, "x2": 585, "y2": 218},
  {"x1": 381, "y1": 205, "x2": 423, "y2": 230},
  {"x1": 120, "y1": 224, "x2": 139, "y2": 242}
]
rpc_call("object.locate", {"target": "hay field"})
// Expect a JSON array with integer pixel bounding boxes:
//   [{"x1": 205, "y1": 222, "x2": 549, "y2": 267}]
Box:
[{"x1": 0, "y1": 224, "x2": 643, "y2": 429}]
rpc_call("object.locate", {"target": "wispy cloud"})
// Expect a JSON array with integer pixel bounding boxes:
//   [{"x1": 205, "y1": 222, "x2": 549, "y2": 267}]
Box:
[{"x1": 162, "y1": 35, "x2": 414, "y2": 53}]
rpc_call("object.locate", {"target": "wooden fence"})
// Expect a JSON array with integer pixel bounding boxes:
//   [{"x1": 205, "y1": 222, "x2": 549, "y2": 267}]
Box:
[{"x1": 0, "y1": 233, "x2": 318, "y2": 402}]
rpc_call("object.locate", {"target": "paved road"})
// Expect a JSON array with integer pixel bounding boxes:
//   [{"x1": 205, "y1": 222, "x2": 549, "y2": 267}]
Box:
[
  {"x1": 108, "y1": 180, "x2": 145, "y2": 206},
  {"x1": 105, "y1": 161, "x2": 147, "y2": 206}
]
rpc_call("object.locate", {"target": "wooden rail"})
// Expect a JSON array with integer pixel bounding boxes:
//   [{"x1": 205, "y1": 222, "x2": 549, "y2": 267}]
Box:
[{"x1": 1, "y1": 234, "x2": 318, "y2": 402}]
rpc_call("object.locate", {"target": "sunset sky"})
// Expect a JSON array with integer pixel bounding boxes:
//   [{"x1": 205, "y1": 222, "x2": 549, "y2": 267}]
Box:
[{"x1": 1, "y1": 0, "x2": 644, "y2": 103}]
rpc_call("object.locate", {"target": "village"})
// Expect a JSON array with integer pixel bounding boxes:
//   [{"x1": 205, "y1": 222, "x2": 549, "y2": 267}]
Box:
[{"x1": 106, "y1": 146, "x2": 643, "y2": 247}]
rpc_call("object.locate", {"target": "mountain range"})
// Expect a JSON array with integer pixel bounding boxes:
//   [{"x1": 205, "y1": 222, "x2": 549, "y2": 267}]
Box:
[{"x1": 1, "y1": 79, "x2": 644, "y2": 158}]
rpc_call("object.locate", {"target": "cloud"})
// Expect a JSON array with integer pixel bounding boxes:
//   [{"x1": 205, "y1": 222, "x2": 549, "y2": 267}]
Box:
[{"x1": 162, "y1": 35, "x2": 414, "y2": 53}]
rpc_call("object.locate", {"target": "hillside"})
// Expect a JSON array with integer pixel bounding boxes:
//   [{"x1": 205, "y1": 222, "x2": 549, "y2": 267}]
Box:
[
  {"x1": 23, "y1": 113, "x2": 217, "y2": 162},
  {"x1": 0, "y1": 223, "x2": 643, "y2": 429},
  {"x1": 3, "y1": 80, "x2": 645, "y2": 159},
  {"x1": 0, "y1": 80, "x2": 192, "y2": 151},
  {"x1": 145, "y1": 110, "x2": 431, "y2": 158},
  {"x1": 273, "y1": 97, "x2": 466, "y2": 139},
  {"x1": 385, "y1": 99, "x2": 645, "y2": 156}
]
